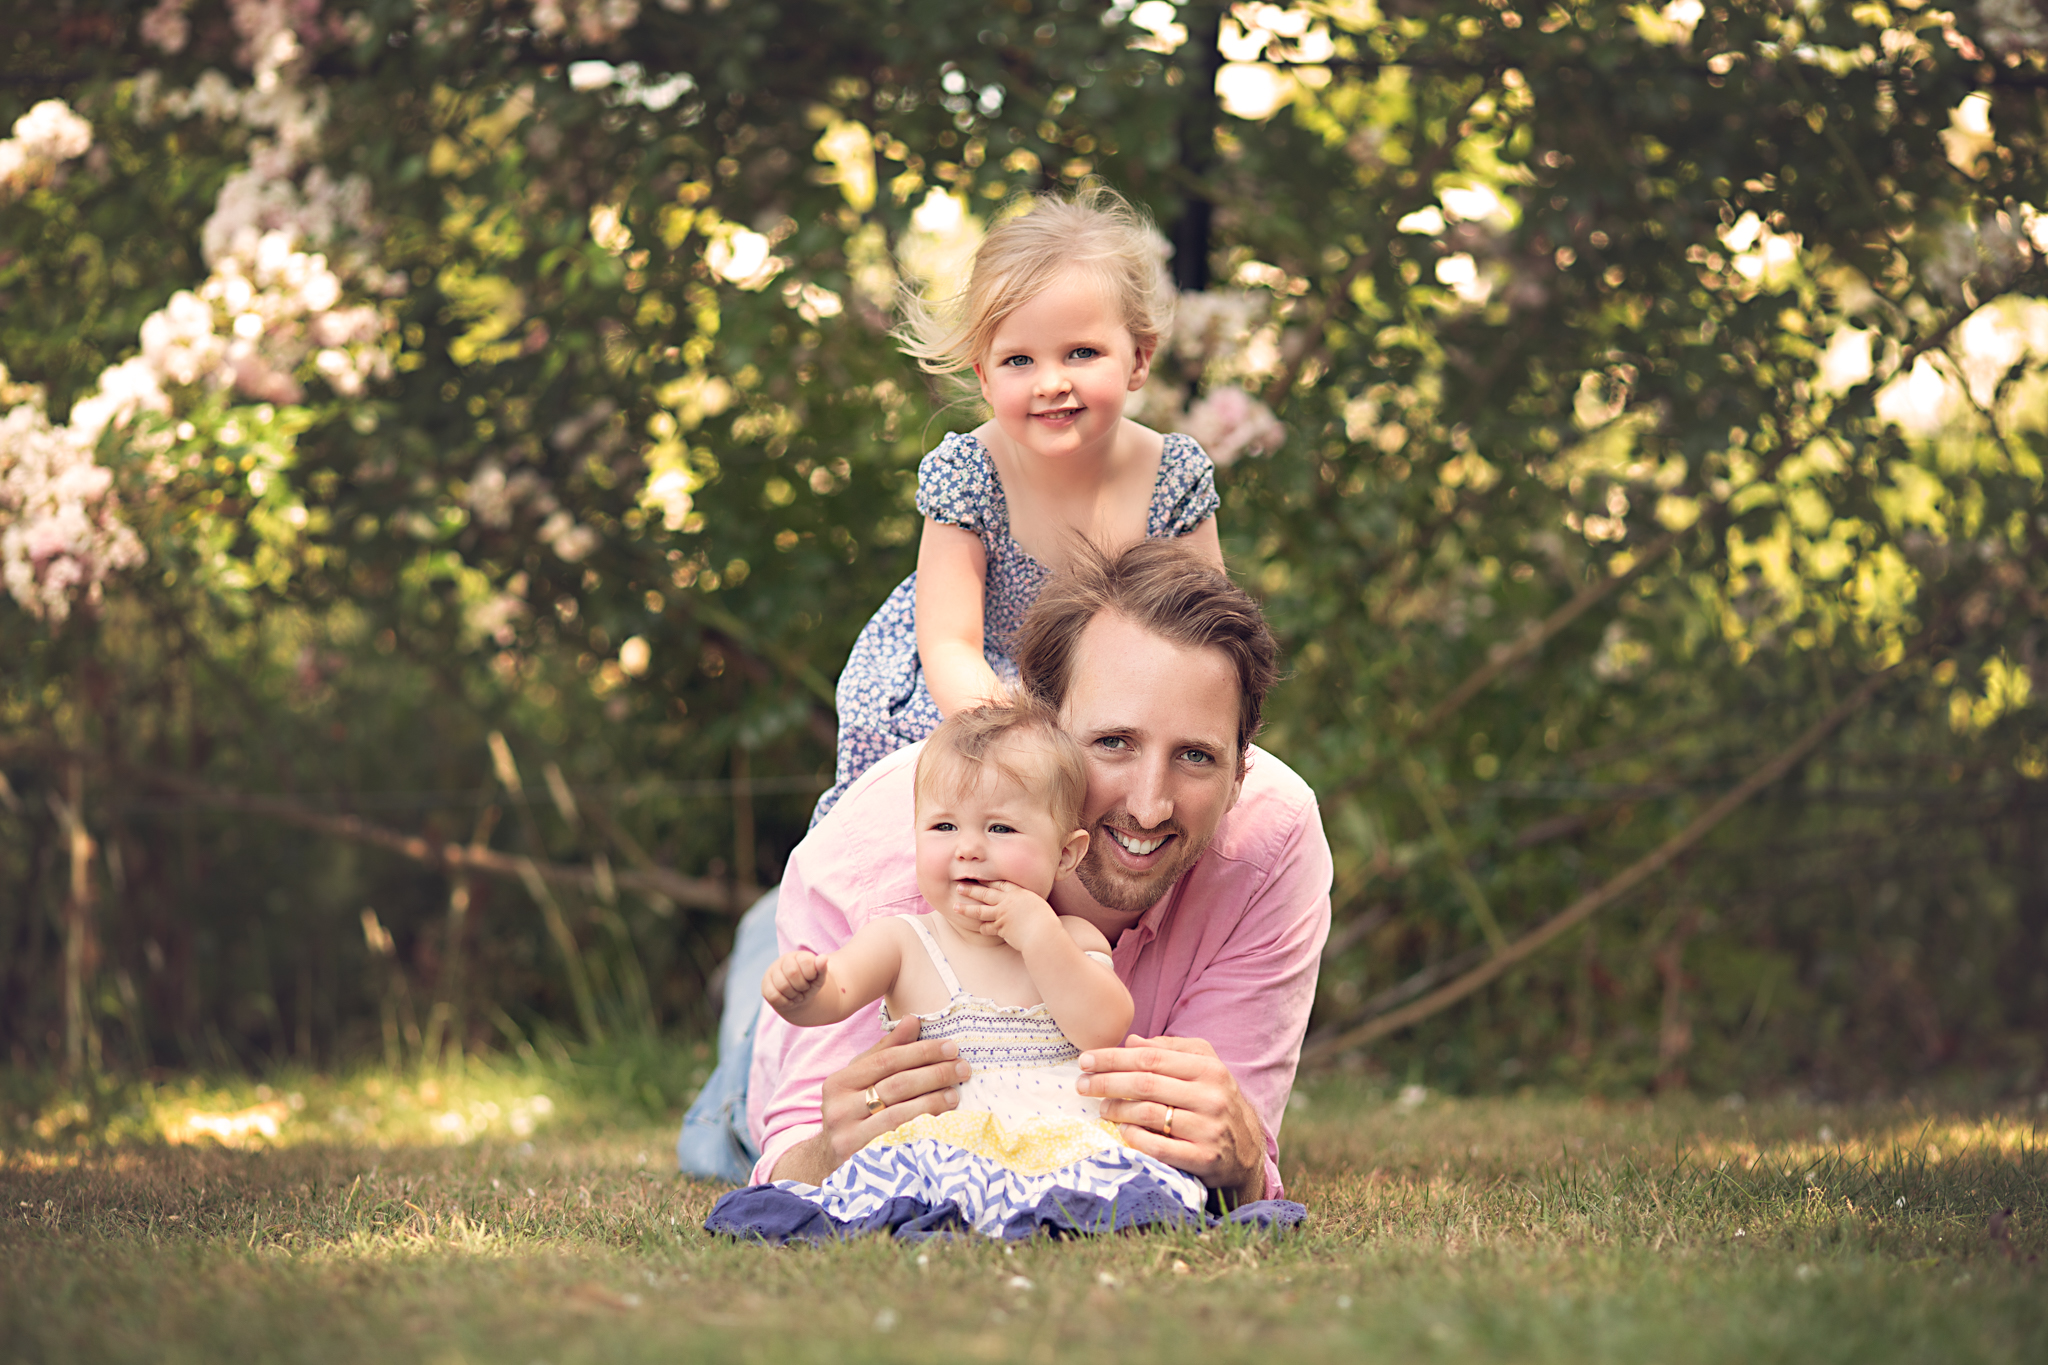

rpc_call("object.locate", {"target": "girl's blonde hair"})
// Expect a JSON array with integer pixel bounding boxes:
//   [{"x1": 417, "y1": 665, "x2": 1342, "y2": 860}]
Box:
[{"x1": 895, "y1": 184, "x2": 1174, "y2": 378}]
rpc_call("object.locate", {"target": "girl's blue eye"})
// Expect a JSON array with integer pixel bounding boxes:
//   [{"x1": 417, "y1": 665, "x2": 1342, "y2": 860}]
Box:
[
  {"x1": 1069, "y1": 346, "x2": 1100, "y2": 360},
  {"x1": 1000, "y1": 354, "x2": 1031, "y2": 367},
  {"x1": 989, "y1": 823, "x2": 1016, "y2": 834},
  {"x1": 932, "y1": 821, "x2": 957, "y2": 832}
]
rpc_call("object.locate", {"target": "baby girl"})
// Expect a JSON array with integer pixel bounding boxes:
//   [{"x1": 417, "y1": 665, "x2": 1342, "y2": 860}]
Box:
[{"x1": 705, "y1": 700, "x2": 1210, "y2": 1240}]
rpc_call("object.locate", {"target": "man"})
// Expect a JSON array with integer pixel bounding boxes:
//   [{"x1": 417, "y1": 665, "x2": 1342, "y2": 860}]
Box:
[{"x1": 681, "y1": 539, "x2": 1331, "y2": 1206}]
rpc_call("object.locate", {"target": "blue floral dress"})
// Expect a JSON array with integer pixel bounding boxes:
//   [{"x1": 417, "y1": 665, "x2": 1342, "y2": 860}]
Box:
[{"x1": 813, "y1": 431, "x2": 1219, "y2": 826}]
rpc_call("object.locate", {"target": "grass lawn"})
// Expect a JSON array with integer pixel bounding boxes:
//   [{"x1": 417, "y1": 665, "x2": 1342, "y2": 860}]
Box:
[{"x1": 2, "y1": 1060, "x2": 2042, "y2": 1364}]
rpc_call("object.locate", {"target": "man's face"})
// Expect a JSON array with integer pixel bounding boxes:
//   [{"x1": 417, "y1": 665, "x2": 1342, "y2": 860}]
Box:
[{"x1": 1058, "y1": 610, "x2": 1244, "y2": 915}]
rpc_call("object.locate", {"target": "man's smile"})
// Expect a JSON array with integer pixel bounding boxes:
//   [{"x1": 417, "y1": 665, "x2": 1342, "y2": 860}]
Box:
[{"x1": 1104, "y1": 824, "x2": 1174, "y2": 861}]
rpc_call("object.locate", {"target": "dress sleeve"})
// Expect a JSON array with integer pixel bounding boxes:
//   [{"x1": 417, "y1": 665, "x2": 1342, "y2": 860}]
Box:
[
  {"x1": 913, "y1": 433, "x2": 991, "y2": 531},
  {"x1": 1152, "y1": 434, "x2": 1221, "y2": 538}
]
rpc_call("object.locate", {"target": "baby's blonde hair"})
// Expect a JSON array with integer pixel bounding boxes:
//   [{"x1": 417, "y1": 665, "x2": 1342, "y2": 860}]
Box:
[
  {"x1": 914, "y1": 700, "x2": 1088, "y2": 838},
  {"x1": 895, "y1": 184, "x2": 1174, "y2": 380}
]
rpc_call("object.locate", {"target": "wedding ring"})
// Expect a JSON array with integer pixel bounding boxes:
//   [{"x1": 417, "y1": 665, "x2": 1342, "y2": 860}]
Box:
[
  {"x1": 1162, "y1": 1105, "x2": 1174, "y2": 1138},
  {"x1": 862, "y1": 1085, "x2": 884, "y2": 1116}
]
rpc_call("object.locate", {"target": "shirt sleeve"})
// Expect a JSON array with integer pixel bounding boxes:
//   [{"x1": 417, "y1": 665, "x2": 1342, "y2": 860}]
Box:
[
  {"x1": 1153, "y1": 435, "x2": 1221, "y2": 538},
  {"x1": 1150, "y1": 769, "x2": 1332, "y2": 1201},
  {"x1": 913, "y1": 433, "x2": 990, "y2": 531}
]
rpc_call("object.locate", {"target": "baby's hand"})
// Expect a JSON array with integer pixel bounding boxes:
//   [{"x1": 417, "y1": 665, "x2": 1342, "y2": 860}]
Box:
[
  {"x1": 970, "y1": 880, "x2": 1060, "y2": 951},
  {"x1": 762, "y1": 950, "x2": 827, "y2": 1014}
]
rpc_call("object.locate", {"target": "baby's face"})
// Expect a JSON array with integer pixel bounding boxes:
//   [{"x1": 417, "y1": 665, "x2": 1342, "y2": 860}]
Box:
[{"x1": 914, "y1": 758, "x2": 1078, "y2": 926}]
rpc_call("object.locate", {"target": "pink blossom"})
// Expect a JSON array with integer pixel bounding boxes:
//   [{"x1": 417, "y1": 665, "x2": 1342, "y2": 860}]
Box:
[
  {"x1": 0, "y1": 402, "x2": 146, "y2": 626},
  {"x1": 1179, "y1": 386, "x2": 1286, "y2": 467},
  {"x1": 141, "y1": 0, "x2": 194, "y2": 54}
]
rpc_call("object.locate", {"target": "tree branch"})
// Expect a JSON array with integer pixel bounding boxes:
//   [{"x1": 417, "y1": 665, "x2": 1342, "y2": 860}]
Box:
[
  {"x1": 1301, "y1": 649, "x2": 1914, "y2": 1066},
  {"x1": 124, "y1": 764, "x2": 756, "y2": 913}
]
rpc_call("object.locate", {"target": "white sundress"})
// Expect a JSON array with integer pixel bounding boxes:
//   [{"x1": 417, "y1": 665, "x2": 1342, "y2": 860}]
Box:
[{"x1": 705, "y1": 916, "x2": 1213, "y2": 1241}]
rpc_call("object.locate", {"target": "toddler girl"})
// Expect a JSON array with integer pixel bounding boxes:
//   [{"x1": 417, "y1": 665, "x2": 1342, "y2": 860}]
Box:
[
  {"x1": 814, "y1": 186, "x2": 1223, "y2": 824},
  {"x1": 707, "y1": 702, "x2": 1212, "y2": 1240}
]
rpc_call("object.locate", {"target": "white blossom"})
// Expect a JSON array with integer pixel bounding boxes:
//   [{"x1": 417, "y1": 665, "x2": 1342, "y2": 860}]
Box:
[
  {"x1": 141, "y1": 291, "x2": 230, "y2": 387},
  {"x1": 465, "y1": 460, "x2": 550, "y2": 530},
  {"x1": 0, "y1": 99, "x2": 93, "y2": 198},
  {"x1": 642, "y1": 465, "x2": 696, "y2": 530},
  {"x1": 1170, "y1": 289, "x2": 1266, "y2": 369},
  {"x1": 123, "y1": 5, "x2": 398, "y2": 408},
  {"x1": 0, "y1": 399, "x2": 145, "y2": 626},
  {"x1": 538, "y1": 509, "x2": 601, "y2": 563},
  {"x1": 467, "y1": 591, "x2": 528, "y2": 647},
  {"x1": 706, "y1": 227, "x2": 783, "y2": 289},
  {"x1": 68, "y1": 359, "x2": 171, "y2": 450}
]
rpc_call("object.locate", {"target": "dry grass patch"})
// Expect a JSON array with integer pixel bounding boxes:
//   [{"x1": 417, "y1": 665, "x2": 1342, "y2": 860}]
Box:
[{"x1": 2, "y1": 1066, "x2": 2043, "y2": 1364}]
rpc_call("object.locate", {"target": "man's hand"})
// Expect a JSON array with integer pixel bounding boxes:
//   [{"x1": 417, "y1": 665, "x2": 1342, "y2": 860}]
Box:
[
  {"x1": 767, "y1": 1016, "x2": 971, "y2": 1185},
  {"x1": 1076, "y1": 1034, "x2": 1269, "y2": 1207},
  {"x1": 761, "y1": 949, "x2": 826, "y2": 1015}
]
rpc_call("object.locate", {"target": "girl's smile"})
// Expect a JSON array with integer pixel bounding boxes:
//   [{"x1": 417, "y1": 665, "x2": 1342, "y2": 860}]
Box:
[{"x1": 973, "y1": 266, "x2": 1153, "y2": 466}]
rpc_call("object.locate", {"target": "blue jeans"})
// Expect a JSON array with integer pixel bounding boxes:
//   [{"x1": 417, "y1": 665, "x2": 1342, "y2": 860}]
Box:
[{"x1": 676, "y1": 887, "x2": 781, "y2": 1182}]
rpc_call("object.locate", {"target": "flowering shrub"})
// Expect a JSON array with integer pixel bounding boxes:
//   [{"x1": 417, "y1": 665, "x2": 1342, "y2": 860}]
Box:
[{"x1": 0, "y1": 385, "x2": 145, "y2": 626}]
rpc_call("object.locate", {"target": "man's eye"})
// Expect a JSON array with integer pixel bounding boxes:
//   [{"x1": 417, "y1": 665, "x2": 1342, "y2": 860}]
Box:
[
  {"x1": 1096, "y1": 735, "x2": 1131, "y2": 752},
  {"x1": 1181, "y1": 748, "x2": 1215, "y2": 765}
]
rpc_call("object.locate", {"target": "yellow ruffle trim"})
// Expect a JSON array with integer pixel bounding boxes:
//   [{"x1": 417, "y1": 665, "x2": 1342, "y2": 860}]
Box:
[{"x1": 869, "y1": 1110, "x2": 1128, "y2": 1177}]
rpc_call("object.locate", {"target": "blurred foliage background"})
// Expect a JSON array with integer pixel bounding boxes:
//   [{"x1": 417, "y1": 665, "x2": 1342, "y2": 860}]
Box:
[{"x1": 3, "y1": 0, "x2": 2046, "y2": 1105}]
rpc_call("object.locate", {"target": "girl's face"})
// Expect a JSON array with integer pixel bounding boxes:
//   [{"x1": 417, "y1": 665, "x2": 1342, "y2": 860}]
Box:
[
  {"x1": 914, "y1": 755, "x2": 1088, "y2": 929},
  {"x1": 973, "y1": 266, "x2": 1154, "y2": 465}
]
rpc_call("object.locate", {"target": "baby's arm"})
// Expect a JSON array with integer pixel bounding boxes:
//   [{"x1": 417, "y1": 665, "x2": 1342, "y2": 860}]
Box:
[
  {"x1": 975, "y1": 882, "x2": 1134, "y2": 1050},
  {"x1": 761, "y1": 919, "x2": 905, "y2": 1027},
  {"x1": 1042, "y1": 916, "x2": 1135, "y2": 1050},
  {"x1": 914, "y1": 518, "x2": 1005, "y2": 716}
]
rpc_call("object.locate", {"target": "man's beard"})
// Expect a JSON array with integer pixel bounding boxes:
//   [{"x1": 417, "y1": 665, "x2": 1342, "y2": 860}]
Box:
[{"x1": 1073, "y1": 810, "x2": 1212, "y2": 914}]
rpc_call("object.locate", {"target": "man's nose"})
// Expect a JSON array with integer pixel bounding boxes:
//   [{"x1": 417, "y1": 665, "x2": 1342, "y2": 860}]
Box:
[{"x1": 1124, "y1": 755, "x2": 1174, "y2": 829}]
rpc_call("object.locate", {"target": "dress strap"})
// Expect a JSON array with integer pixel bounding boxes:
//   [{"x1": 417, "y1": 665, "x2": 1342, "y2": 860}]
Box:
[{"x1": 904, "y1": 916, "x2": 965, "y2": 999}]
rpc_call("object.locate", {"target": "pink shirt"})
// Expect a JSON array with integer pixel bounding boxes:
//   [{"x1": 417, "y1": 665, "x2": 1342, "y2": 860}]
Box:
[{"x1": 747, "y1": 740, "x2": 1332, "y2": 1199}]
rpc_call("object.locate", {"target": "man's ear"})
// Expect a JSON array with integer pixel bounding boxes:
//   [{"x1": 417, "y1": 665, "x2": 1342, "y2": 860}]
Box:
[{"x1": 1057, "y1": 827, "x2": 1090, "y2": 877}]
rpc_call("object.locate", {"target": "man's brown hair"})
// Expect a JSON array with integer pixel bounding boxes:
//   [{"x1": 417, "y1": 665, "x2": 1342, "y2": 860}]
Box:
[
  {"x1": 915, "y1": 699, "x2": 1089, "y2": 835},
  {"x1": 1013, "y1": 539, "x2": 1278, "y2": 765}
]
